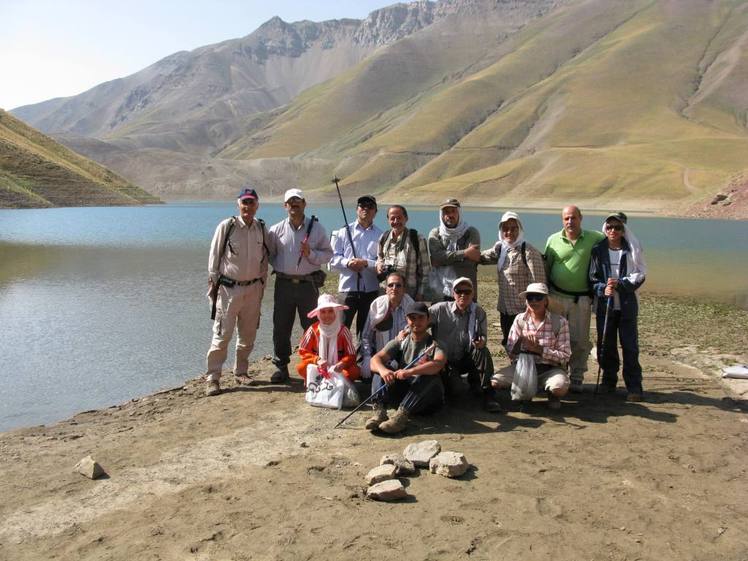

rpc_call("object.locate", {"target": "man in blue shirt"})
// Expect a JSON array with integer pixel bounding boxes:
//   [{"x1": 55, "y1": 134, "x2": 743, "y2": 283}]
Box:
[{"x1": 330, "y1": 195, "x2": 383, "y2": 337}]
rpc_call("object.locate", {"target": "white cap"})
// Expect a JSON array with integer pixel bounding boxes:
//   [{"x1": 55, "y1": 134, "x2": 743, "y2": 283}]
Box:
[
  {"x1": 284, "y1": 188, "x2": 305, "y2": 202},
  {"x1": 452, "y1": 277, "x2": 474, "y2": 290}
]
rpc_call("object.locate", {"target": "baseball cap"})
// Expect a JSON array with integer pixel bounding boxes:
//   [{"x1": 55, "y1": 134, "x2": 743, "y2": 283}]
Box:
[
  {"x1": 405, "y1": 301, "x2": 429, "y2": 317},
  {"x1": 439, "y1": 198, "x2": 461, "y2": 209},
  {"x1": 451, "y1": 277, "x2": 473, "y2": 290},
  {"x1": 357, "y1": 195, "x2": 377, "y2": 209},
  {"x1": 284, "y1": 188, "x2": 305, "y2": 202},
  {"x1": 237, "y1": 187, "x2": 258, "y2": 201}
]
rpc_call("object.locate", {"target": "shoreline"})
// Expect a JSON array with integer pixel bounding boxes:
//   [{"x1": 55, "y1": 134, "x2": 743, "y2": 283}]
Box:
[{"x1": 3, "y1": 291, "x2": 746, "y2": 435}]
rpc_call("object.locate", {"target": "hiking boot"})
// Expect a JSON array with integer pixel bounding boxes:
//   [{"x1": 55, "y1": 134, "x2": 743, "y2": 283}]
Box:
[
  {"x1": 378, "y1": 407, "x2": 409, "y2": 434},
  {"x1": 364, "y1": 404, "x2": 389, "y2": 431},
  {"x1": 270, "y1": 366, "x2": 290, "y2": 384},
  {"x1": 467, "y1": 373, "x2": 483, "y2": 398},
  {"x1": 569, "y1": 378, "x2": 584, "y2": 393},
  {"x1": 483, "y1": 392, "x2": 503, "y2": 413},
  {"x1": 547, "y1": 391, "x2": 561, "y2": 411},
  {"x1": 205, "y1": 380, "x2": 221, "y2": 397},
  {"x1": 626, "y1": 392, "x2": 643, "y2": 402}
]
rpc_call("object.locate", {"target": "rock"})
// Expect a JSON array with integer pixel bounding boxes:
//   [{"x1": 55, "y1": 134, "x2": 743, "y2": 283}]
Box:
[
  {"x1": 380, "y1": 453, "x2": 417, "y2": 475},
  {"x1": 366, "y1": 479, "x2": 407, "y2": 501},
  {"x1": 403, "y1": 440, "x2": 441, "y2": 467},
  {"x1": 429, "y1": 451, "x2": 469, "y2": 478},
  {"x1": 74, "y1": 455, "x2": 106, "y2": 479},
  {"x1": 365, "y1": 464, "x2": 398, "y2": 485}
]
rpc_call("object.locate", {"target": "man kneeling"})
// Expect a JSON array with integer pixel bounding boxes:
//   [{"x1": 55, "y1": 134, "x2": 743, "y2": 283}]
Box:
[
  {"x1": 492, "y1": 283, "x2": 571, "y2": 410},
  {"x1": 367, "y1": 302, "x2": 447, "y2": 434}
]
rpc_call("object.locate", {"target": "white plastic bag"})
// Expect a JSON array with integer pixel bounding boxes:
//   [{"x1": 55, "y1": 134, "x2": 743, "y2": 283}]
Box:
[
  {"x1": 722, "y1": 364, "x2": 748, "y2": 379},
  {"x1": 511, "y1": 353, "x2": 538, "y2": 401},
  {"x1": 305, "y1": 364, "x2": 361, "y2": 409},
  {"x1": 305, "y1": 364, "x2": 345, "y2": 409}
]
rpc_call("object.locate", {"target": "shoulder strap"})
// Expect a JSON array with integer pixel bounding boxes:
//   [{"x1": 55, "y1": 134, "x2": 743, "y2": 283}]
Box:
[
  {"x1": 257, "y1": 218, "x2": 269, "y2": 263},
  {"x1": 550, "y1": 312, "x2": 561, "y2": 337},
  {"x1": 521, "y1": 242, "x2": 528, "y2": 268},
  {"x1": 219, "y1": 216, "x2": 237, "y2": 265}
]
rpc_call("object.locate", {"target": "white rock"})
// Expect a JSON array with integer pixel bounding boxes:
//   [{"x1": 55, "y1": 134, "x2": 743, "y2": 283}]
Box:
[
  {"x1": 74, "y1": 456, "x2": 106, "y2": 479},
  {"x1": 429, "y1": 451, "x2": 469, "y2": 478},
  {"x1": 365, "y1": 464, "x2": 398, "y2": 485},
  {"x1": 366, "y1": 479, "x2": 407, "y2": 501},
  {"x1": 403, "y1": 440, "x2": 441, "y2": 467},
  {"x1": 380, "y1": 453, "x2": 417, "y2": 476}
]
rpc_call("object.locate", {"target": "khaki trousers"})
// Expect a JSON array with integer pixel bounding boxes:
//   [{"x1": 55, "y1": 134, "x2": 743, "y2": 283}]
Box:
[
  {"x1": 548, "y1": 292, "x2": 592, "y2": 381},
  {"x1": 206, "y1": 282, "x2": 264, "y2": 381}
]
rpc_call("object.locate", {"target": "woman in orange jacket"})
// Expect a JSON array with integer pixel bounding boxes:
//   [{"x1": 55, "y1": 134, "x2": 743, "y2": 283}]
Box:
[{"x1": 296, "y1": 293, "x2": 361, "y2": 382}]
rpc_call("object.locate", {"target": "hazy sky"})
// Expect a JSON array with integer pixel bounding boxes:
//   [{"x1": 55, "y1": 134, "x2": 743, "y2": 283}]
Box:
[{"x1": 0, "y1": 0, "x2": 391, "y2": 110}]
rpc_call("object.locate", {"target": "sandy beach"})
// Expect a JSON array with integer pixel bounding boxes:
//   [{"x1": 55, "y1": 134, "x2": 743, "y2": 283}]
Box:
[{"x1": 1, "y1": 291, "x2": 746, "y2": 561}]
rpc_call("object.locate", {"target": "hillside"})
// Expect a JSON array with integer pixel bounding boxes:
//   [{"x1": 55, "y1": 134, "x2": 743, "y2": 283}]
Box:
[
  {"x1": 0, "y1": 110, "x2": 159, "y2": 208},
  {"x1": 10, "y1": 0, "x2": 748, "y2": 216}
]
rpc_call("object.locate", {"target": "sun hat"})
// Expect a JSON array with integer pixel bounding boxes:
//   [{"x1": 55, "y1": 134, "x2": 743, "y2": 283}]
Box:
[
  {"x1": 519, "y1": 282, "x2": 549, "y2": 299},
  {"x1": 237, "y1": 187, "x2": 258, "y2": 201},
  {"x1": 307, "y1": 293, "x2": 348, "y2": 318},
  {"x1": 452, "y1": 277, "x2": 473, "y2": 290},
  {"x1": 284, "y1": 188, "x2": 305, "y2": 202}
]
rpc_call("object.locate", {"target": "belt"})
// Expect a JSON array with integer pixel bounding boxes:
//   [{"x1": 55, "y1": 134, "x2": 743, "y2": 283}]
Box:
[
  {"x1": 218, "y1": 275, "x2": 264, "y2": 287},
  {"x1": 550, "y1": 281, "x2": 591, "y2": 303},
  {"x1": 275, "y1": 271, "x2": 314, "y2": 284}
]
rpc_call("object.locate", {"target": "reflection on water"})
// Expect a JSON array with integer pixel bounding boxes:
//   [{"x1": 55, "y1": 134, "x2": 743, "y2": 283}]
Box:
[{"x1": 0, "y1": 203, "x2": 746, "y2": 430}]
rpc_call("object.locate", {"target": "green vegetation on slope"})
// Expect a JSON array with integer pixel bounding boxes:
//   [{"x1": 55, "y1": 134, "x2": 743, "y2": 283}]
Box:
[{"x1": 0, "y1": 110, "x2": 160, "y2": 208}]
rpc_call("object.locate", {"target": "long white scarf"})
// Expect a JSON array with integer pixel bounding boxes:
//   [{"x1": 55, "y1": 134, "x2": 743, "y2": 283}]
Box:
[
  {"x1": 437, "y1": 210, "x2": 470, "y2": 251},
  {"x1": 317, "y1": 312, "x2": 343, "y2": 364},
  {"x1": 494, "y1": 222, "x2": 526, "y2": 272}
]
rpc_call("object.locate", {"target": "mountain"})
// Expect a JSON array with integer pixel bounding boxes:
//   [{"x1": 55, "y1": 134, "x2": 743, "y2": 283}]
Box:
[
  {"x1": 0, "y1": 110, "x2": 159, "y2": 208},
  {"x1": 11, "y1": 0, "x2": 748, "y2": 214}
]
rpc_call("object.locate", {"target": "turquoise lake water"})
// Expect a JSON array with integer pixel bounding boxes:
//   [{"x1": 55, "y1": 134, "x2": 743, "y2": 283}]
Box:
[{"x1": 1, "y1": 203, "x2": 746, "y2": 431}]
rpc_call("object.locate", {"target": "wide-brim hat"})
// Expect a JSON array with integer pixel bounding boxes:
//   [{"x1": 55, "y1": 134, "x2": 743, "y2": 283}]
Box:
[
  {"x1": 519, "y1": 282, "x2": 549, "y2": 299},
  {"x1": 307, "y1": 293, "x2": 349, "y2": 318}
]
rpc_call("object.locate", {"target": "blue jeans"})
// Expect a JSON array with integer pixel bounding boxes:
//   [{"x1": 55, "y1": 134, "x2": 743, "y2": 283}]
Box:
[{"x1": 596, "y1": 309, "x2": 643, "y2": 394}]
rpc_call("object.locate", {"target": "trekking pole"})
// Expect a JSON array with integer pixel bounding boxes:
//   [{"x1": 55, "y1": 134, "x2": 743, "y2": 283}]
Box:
[
  {"x1": 594, "y1": 296, "x2": 613, "y2": 395},
  {"x1": 296, "y1": 215, "x2": 317, "y2": 269},
  {"x1": 332, "y1": 177, "x2": 361, "y2": 293},
  {"x1": 334, "y1": 342, "x2": 436, "y2": 428}
]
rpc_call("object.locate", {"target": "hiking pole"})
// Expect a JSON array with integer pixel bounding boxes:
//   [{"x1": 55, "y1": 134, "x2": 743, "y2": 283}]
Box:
[
  {"x1": 296, "y1": 215, "x2": 317, "y2": 269},
  {"x1": 594, "y1": 296, "x2": 613, "y2": 395},
  {"x1": 332, "y1": 176, "x2": 362, "y2": 293},
  {"x1": 334, "y1": 342, "x2": 436, "y2": 428}
]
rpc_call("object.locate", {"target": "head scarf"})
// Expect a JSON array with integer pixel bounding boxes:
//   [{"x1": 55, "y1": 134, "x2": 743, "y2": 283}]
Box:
[
  {"x1": 438, "y1": 207, "x2": 470, "y2": 250},
  {"x1": 494, "y1": 211, "x2": 526, "y2": 271},
  {"x1": 601, "y1": 216, "x2": 647, "y2": 284}
]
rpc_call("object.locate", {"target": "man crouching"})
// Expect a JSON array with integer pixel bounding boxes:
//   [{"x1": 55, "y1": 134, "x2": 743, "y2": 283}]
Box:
[{"x1": 366, "y1": 302, "x2": 447, "y2": 434}]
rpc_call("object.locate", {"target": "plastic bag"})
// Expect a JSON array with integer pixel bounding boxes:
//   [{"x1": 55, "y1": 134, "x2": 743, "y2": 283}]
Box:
[
  {"x1": 511, "y1": 353, "x2": 538, "y2": 401},
  {"x1": 305, "y1": 364, "x2": 345, "y2": 409},
  {"x1": 305, "y1": 364, "x2": 361, "y2": 409}
]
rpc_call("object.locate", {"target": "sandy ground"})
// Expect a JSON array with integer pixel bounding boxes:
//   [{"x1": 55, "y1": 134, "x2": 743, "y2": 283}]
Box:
[{"x1": 1, "y1": 295, "x2": 747, "y2": 561}]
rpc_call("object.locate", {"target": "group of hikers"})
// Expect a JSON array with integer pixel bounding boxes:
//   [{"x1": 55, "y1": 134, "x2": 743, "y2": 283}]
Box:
[{"x1": 205, "y1": 186, "x2": 646, "y2": 433}]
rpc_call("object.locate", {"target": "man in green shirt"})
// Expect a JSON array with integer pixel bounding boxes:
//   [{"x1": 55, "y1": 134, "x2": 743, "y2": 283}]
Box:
[{"x1": 544, "y1": 205, "x2": 605, "y2": 392}]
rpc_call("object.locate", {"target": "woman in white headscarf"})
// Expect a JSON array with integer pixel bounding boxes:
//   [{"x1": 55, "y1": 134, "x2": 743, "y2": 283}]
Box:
[
  {"x1": 296, "y1": 293, "x2": 360, "y2": 382},
  {"x1": 480, "y1": 211, "x2": 546, "y2": 346},
  {"x1": 589, "y1": 212, "x2": 647, "y2": 401}
]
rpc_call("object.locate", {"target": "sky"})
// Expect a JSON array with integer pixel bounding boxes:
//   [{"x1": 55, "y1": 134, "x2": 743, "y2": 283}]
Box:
[{"x1": 0, "y1": 0, "x2": 391, "y2": 110}]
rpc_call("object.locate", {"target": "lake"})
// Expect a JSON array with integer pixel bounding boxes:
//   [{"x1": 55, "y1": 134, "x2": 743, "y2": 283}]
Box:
[{"x1": 1, "y1": 202, "x2": 746, "y2": 431}]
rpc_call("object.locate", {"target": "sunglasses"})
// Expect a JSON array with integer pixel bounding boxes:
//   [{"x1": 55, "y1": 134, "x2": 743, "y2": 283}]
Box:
[
  {"x1": 605, "y1": 223, "x2": 623, "y2": 232},
  {"x1": 386, "y1": 282, "x2": 403, "y2": 288},
  {"x1": 455, "y1": 288, "x2": 473, "y2": 296},
  {"x1": 526, "y1": 293, "x2": 545, "y2": 302}
]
